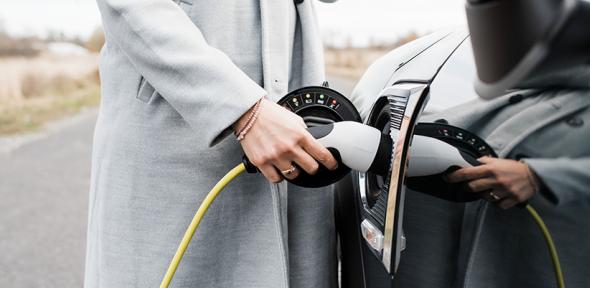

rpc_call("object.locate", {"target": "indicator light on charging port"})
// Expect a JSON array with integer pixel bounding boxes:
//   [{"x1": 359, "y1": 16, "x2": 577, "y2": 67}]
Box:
[
  {"x1": 361, "y1": 219, "x2": 383, "y2": 252},
  {"x1": 328, "y1": 99, "x2": 339, "y2": 109}
]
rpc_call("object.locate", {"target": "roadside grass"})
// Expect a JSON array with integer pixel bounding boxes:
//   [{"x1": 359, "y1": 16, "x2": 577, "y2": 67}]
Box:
[
  {"x1": 0, "y1": 82, "x2": 100, "y2": 135},
  {"x1": 325, "y1": 47, "x2": 391, "y2": 81},
  {"x1": 0, "y1": 54, "x2": 100, "y2": 136}
]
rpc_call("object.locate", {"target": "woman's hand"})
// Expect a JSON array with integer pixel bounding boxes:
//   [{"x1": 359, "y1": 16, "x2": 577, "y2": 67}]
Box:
[
  {"x1": 445, "y1": 157, "x2": 540, "y2": 209},
  {"x1": 235, "y1": 98, "x2": 338, "y2": 183}
]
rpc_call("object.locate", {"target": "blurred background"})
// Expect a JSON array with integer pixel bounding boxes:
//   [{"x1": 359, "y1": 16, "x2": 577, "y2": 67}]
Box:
[{"x1": 0, "y1": 0, "x2": 465, "y2": 287}]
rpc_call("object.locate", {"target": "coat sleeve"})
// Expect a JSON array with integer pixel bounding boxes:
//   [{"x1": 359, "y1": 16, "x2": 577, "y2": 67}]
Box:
[
  {"x1": 524, "y1": 157, "x2": 590, "y2": 205},
  {"x1": 96, "y1": 0, "x2": 267, "y2": 146}
]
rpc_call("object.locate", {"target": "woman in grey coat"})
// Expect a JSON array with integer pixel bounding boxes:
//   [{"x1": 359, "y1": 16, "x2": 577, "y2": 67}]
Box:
[{"x1": 86, "y1": 0, "x2": 340, "y2": 287}]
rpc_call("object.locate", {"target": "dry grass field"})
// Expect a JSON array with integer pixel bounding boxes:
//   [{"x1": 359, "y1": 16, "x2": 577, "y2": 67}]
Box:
[
  {"x1": 0, "y1": 54, "x2": 100, "y2": 135},
  {"x1": 325, "y1": 47, "x2": 393, "y2": 80},
  {"x1": 324, "y1": 32, "x2": 419, "y2": 80},
  {"x1": 0, "y1": 31, "x2": 415, "y2": 136}
]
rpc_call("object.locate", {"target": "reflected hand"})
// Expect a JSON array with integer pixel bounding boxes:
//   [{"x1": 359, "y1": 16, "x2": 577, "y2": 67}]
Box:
[{"x1": 445, "y1": 156, "x2": 540, "y2": 209}]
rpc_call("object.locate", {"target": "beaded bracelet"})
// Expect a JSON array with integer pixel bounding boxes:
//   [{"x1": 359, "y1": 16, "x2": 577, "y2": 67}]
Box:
[
  {"x1": 236, "y1": 98, "x2": 263, "y2": 141},
  {"x1": 235, "y1": 99, "x2": 261, "y2": 136}
]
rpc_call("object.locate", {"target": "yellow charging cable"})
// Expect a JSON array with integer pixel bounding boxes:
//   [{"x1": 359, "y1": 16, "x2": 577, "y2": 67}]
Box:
[
  {"x1": 159, "y1": 162, "x2": 564, "y2": 288},
  {"x1": 160, "y1": 163, "x2": 246, "y2": 288},
  {"x1": 525, "y1": 204, "x2": 565, "y2": 288}
]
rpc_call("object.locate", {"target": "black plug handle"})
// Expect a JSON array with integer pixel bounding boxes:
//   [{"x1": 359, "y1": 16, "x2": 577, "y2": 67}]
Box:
[{"x1": 242, "y1": 155, "x2": 258, "y2": 174}]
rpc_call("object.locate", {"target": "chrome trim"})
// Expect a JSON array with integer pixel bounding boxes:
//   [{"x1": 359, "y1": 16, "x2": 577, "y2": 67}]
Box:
[
  {"x1": 358, "y1": 172, "x2": 369, "y2": 208},
  {"x1": 401, "y1": 231, "x2": 406, "y2": 251},
  {"x1": 380, "y1": 83, "x2": 429, "y2": 273}
]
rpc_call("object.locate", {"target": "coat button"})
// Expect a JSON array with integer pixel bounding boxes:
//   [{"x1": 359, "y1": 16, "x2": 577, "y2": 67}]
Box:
[
  {"x1": 508, "y1": 94, "x2": 524, "y2": 104},
  {"x1": 566, "y1": 117, "x2": 584, "y2": 127}
]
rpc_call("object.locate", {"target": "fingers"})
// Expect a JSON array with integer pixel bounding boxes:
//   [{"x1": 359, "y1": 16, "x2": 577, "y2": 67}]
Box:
[
  {"x1": 446, "y1": 165, "x2": 491, "y2": 183},
  {"x1": 300, "y1": 135, "x2": 338, "y2": 171},
  {"x1": 298, "y1": 117, "x2": 307, "y2": 129},
  {"x1": 477, "y1": 156, "x2": 495, "y2": 164},
  {"x1": 258, "y1": 164, "x2": 284, "y2": 183},
  {"x1": 291, "y1": 147, "x2": 320, "y2": 175},
  {"x1": 443, "y1": 157, "x2": 530, "y2": 210},
  {"x1": 273, "y1": 160, "x2": 300, "y2": 180},
  {"x1": 464, "y1": 178, "x2": 497, "y2": 193}
]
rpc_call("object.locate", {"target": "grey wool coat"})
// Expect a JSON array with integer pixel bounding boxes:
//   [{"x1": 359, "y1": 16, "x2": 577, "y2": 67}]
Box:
[
  {"x1": 86, "y1": 0, "x2": 338, "y2": 287},
  {"x1": 394, "y1": 71, "x2": 590, "y2": 287}
]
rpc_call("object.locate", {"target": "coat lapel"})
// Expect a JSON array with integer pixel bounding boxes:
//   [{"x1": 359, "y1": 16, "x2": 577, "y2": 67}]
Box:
[
  {"x1": 294, "y1": 1, "x2": 326, "y2": 86},
  {"x1": 259, "y1": 2, "x2": 291, "y2": 287},
  {"x1": 259, "y1": 0, "x2": 291, "y2": 101}
]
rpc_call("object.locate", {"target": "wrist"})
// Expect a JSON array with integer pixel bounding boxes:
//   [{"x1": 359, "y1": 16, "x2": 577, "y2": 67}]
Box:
[
  {"x1": 520, "y1": 160, "x2": 541, "y2": 193},
  {"x1": 234, "y1": 98, "x2": 264, "y2": 134},
  {"x1": 234, "y1": 97, "x2": 264, "y2": 140},
  {"x1": 234, "y1": 109, "x2": 252, "y2": 134}
]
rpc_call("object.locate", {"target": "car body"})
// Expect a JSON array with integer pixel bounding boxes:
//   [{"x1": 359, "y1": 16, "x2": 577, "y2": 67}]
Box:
[{"x1": 336, "y1": 29, "x2": 480, "y2": 288}]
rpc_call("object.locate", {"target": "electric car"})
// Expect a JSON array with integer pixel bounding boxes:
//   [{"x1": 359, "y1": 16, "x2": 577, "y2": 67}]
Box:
[
  {"x1": 268, "y1": 28, "x2": 480, "y2": 287},
  {"x1": 276, "y1": 0, "x2": 589, "y2": 286},
  {"x1": 335, "y1": 28, "x2": 481, "y2": 288}
]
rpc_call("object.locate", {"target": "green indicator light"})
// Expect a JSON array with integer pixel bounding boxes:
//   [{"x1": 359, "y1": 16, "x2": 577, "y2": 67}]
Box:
[{"x1": 319, "y1": 94, "x2": 325, "y2": 99}]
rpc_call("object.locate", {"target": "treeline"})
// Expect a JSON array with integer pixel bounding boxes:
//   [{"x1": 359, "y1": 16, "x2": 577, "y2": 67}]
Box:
[
  {"x1": 0, "y1": 32, "x2": 42, "y2": 57},
  {"x1": 325, "y1": 31, "x2": 420, "y2": 51},
  {"x1": 0, "y1": 24, "x2": 105, "y2": 57}
]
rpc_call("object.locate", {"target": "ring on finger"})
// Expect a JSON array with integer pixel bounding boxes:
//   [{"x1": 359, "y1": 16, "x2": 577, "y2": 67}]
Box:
[
  {"x1": 280, "y1": 165, "x2": 297, "y2": 176},
  {"x1": 489, "y1": 191, "x2": 501, "y2": 201}
]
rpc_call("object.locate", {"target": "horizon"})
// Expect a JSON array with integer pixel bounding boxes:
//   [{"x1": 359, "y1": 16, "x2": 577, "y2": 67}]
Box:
[{"x1": 0, "y1": 0, "x2": 466, "y2": 47}]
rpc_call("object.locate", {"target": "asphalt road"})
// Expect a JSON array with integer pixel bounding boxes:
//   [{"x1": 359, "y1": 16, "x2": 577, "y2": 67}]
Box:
[{"x1": 0, "y1": 76, "x2": 356, "y2": 287}]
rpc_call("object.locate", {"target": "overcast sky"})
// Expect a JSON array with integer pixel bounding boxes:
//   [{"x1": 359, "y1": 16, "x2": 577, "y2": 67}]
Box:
[
  {"x1": 316, "y1": 0, "x2": 466, "y2": 46},
  {"x1": 0, "y1": 0, "x2": 466, "y2": 46}
]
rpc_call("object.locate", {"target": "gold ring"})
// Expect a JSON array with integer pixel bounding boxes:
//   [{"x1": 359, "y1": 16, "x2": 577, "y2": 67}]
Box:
[
  {"x1": 281, "y1": 165, "x2": 297, "y2": 176},
  {"x1": 489, "y1": 191, "x2": 501, "y2": 201}
]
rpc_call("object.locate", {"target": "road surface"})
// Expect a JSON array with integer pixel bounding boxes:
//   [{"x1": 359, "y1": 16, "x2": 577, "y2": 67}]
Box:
[{"x1": 0, "y1": 76, "x2": 357, "y2": 287}]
